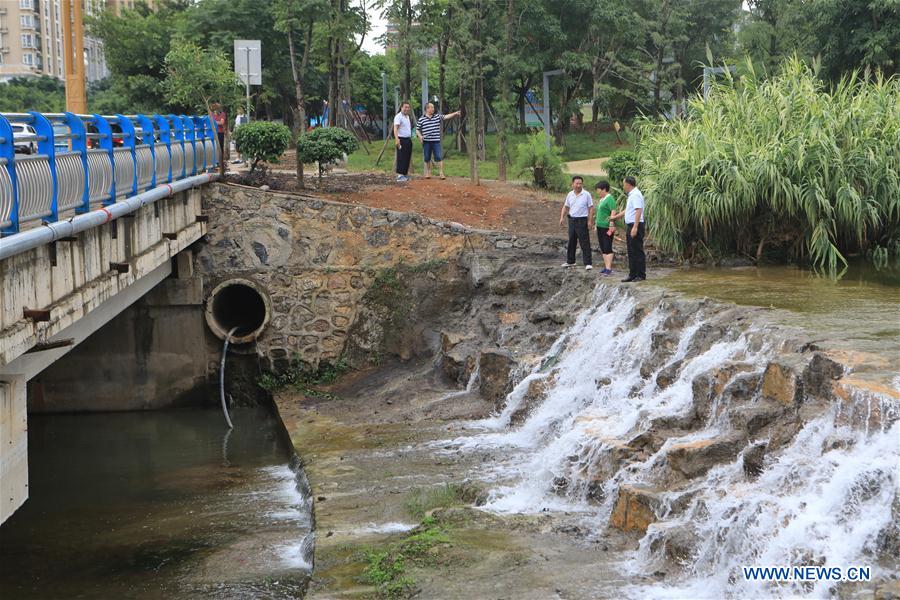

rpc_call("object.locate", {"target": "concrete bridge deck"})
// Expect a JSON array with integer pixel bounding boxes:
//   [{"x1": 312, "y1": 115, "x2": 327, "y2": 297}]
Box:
[{"x1": 0, "y1": 111, "x2": 220, "y2": 524}]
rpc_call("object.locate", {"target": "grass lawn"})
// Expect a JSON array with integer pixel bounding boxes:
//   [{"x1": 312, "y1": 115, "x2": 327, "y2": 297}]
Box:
[{"x1": 346, "y1": 130, "x2": 632, "y2": 181}]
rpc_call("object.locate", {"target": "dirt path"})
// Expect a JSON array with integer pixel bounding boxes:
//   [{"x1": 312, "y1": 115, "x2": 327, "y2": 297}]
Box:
[{"x1": 564, "y1": 157, "x2": 610, "y2": 177}]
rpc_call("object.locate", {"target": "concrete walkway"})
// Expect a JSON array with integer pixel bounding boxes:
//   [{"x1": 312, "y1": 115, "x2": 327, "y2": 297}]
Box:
[{"x1": 564, "y1": 156, "x2": 609, "y2": 177}]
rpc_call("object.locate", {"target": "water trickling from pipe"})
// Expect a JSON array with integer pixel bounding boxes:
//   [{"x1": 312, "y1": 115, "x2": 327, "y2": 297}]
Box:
[{"x1": 219, "y1": 326, "x2": 238, "y2": 429}]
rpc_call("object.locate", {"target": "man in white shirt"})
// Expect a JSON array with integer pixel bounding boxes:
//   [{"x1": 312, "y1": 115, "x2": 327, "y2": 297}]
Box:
[
  {"x1": 558, "y1": 175, "x2": 594, "y2": 270},
  {"x1": 393, "y1": 101, "x2": 413, "y2": 182},
  {"x1": 611, "y1": 176, "x2": 646, "y2": 281}
]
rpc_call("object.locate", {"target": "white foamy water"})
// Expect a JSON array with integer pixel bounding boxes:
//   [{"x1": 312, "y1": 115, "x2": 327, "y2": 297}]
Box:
[
  {"x1": 277, "y1": 532, "x2": 315, "y2": 571},
  {"x1": 458, "y1": 285, "x2": 898, "y2": 598},
  {"x1": 474, "y1": 288, "x2": 755, "y2": 513},
  {"x1": 354, "y1": 522, "x2": 418, "y2": 534},
  {"x1": 631, "y1": 410, "x2": 899, "y2": 599},
  {"x1": 258, "y1": 464, "x2": 314, "y2": 526}
]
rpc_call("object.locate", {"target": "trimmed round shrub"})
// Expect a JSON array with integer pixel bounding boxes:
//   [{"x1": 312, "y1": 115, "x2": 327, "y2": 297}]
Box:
[
  {"x1": 233, "y1": 121, "x2": 292, "y2": 173},
  {"x1": 296, "y1": 127, "x2": 360, "y2": 180}
]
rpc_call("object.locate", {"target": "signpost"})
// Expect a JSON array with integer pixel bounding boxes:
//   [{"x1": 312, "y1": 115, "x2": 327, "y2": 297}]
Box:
[
  {"x1": 234, "y1": 40, "x2": 262, "y2": 122},
  {"x1": 542, "y1": 69, "x2": 564, "y2": 148}
]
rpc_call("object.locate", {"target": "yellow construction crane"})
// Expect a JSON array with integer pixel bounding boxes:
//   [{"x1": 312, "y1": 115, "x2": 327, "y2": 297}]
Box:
[{"x1": 61, "y1": 0, "x2": 87, "y2": 114}]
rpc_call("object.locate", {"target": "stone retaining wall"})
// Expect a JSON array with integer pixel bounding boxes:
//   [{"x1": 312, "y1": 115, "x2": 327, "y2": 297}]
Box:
[{"x1": 197, "y1": 183, "x2": 568, "y2": 369}]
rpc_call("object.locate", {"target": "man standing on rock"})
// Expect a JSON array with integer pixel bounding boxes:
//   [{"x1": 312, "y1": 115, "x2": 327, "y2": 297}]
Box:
[
  {"x1": 615, "y1": 176, "x2": 645, "y2": 282},
  {"x1": 393, "y1": 101, "x2": 413, "y2": 182},
  {"x1": 559, "y1": 176, "x2": 594, "y2": 270}
]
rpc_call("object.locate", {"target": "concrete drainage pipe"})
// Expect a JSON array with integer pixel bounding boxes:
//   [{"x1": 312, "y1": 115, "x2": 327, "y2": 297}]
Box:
[{"x1": 205, "y1": 278, "x2": 271, "y2": 344}]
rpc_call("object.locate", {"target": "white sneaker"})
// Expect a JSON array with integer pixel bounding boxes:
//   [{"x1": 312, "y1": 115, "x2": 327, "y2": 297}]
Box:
[
  {"x1": 562, "y1": 263, "x2": 574, "y2": 268},
  {"x1": 585, "y1": 265, "x2": 593, "y2": 270}
]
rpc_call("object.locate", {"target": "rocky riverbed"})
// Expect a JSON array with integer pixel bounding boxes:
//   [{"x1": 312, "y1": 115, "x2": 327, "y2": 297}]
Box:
[{"x1": 270, "y1": 253, "x2": 898, "y2": 599}]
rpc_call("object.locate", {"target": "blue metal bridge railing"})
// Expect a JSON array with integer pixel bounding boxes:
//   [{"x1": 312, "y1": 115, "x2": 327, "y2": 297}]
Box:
[{"x1": 0, "y1": 111, "x2": 219, "y2": 237}]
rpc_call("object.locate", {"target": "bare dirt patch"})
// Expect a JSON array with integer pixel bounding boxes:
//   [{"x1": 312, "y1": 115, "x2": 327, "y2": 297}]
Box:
[
  {"x1": 226, "y1": 169, "x2": 566, "y2": 237},
  {"x1": 329, "y1": 174, "x2": 564, "y2": 237}
]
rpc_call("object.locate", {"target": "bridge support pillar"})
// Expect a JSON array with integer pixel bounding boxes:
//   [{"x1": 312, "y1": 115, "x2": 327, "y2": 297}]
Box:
[{"x1": 0, "y1": 377, "x2": 27, "y2": 523}]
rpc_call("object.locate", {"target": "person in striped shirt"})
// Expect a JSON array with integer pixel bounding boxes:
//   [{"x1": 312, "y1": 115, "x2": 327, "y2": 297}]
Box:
[{"x1": 416, "y1": 102, "x2": 461, "y2": 179}]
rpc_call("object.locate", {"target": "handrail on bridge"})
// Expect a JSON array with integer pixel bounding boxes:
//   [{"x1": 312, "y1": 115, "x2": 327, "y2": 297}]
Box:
[{"x1": 0, "y1": 111, "x2": 218, "y2": 236}]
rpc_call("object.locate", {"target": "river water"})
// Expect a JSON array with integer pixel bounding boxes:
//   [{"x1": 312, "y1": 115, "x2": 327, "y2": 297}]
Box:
[
  {"x1": 654, "y1": 263, "x2": 900, "y2": 381},
  {"x1": 0, "y1": 406, "x2": 312, "y2": 599}
]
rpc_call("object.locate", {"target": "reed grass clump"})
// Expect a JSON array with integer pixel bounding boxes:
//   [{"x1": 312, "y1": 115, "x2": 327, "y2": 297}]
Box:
[{"x1": 639, "y1": 58, "x2": 900, "y2": 273}]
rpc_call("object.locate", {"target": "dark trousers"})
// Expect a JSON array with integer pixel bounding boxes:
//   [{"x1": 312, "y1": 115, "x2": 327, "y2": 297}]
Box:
[
  {"x1": 396, "y1": 137, "x2": 412, "y2": 175},
  {"x1": 596, "y1": 226, "x2": 614, "y2": 255},
  {"x1": 625, "y1": 222, "x2": 646, "y2": 278},
  {"x1": 567, "y1": 216, "x2": 592, "y2": 266}
]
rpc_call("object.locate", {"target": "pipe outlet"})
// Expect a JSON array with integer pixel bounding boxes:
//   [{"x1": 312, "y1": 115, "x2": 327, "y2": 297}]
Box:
[{"x1": 205, "y1": 278, "x2": 270, "y2": 344}]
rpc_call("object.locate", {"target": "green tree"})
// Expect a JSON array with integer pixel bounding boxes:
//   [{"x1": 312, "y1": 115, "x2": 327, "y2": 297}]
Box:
[
  {"x1": 811, "y1": 0, "x2": 899, "y2": 79},
  {"x1": 295, "y1": 126, "x2": 359, "y2": 181},
  {"x1": 178, "y1": 0, "x2": 296, "y2": 121},
  {"x1": 87, "y1": 79, "x2": 130, "y2": 115},
  {"x1": 0, "y1": 77, "x2": 64, "y2": 112},
  {"x1": 349, "y1": 52, "x2": 390, "y2": 117},
  {"x1": 163, "y1": 40, "x2": 241, "y2": 113},
  {"x1": 87, "y1": 1, "x2": 186, "y2": 112},
  {"x1": 738, "y1": 0, "x2": 815, "y2": 73},
  {"x1": 273, "y1": 0, "x2": 326, "y2": 183}
]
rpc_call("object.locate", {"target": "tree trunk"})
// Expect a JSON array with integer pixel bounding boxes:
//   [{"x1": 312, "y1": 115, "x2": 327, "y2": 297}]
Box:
[
  {"x1": 287, "y1": 26, "x2": 306, "y2": 185},
  {"x1": 438, "y1": 43, "x2": 448, "y2": 112},
  {"x1": 495, "y1": 0, "x2": 512, "y2": 181},
  {"x1": 476, "y1": 82, "x2": 485, "y2": 162},
  {"x1": 516, "y1": 87, "x2": 527, "y2": 132},
  {"x1": 457, "y1": 80, "x2": 467, "y2": 153},
  {"x1": 653, "y1": 46, "x2": 664, "y2": 115},
  {"x1": 554, "y1": 90, "x2": 565, "y2": 146},
  {"x1": 402, "y1": 0, "x2": 412, "y2": 101},
  {"x1": 470, "y1": 0, "x2": 483, "y2": 183},
  {"x1": 591, "y1": 60, "x2": 601, "y2": 134},
  {"x1": 468, "y1": 78, "x2": 477, "y2": 183},
  {"x1": 327, "y1": 0, "x2": 341, "y2": 126}
]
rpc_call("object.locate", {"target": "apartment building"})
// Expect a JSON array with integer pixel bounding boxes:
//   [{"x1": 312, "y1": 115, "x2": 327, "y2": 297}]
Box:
[
  {"x1": 106, "y1": 0, "x2": 154, "y2": 16},
  {"x1": 0, "y1": 0, "x2": 109, "y2": 83}
]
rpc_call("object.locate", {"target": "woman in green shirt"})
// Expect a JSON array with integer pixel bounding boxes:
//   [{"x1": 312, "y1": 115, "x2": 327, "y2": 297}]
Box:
[{"x1": 593, "y1": 181, "x2": 618, "y2": 276}]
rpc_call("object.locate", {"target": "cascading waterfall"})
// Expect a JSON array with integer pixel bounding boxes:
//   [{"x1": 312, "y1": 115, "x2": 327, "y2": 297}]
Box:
[
  {"x1": 456, "y1": 284, "x2": 898, "y2": 598},
  {"x1": 631, "y1": 409, "x2": 898, "y2": 599}
]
